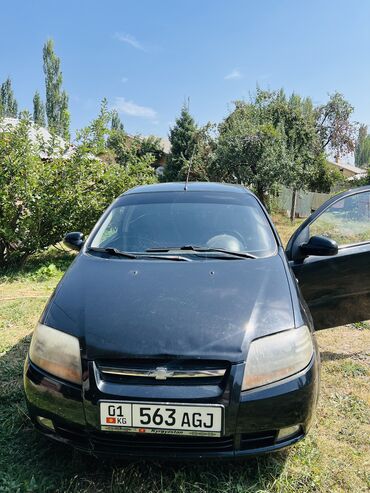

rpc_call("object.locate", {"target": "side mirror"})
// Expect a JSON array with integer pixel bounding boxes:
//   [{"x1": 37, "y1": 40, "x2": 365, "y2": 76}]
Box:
[
  {"x1": 64, "y1": 232, "x2": 84, "y2": 251},
  {"x1": 300, "y1": 235, "x2": 338, "y2": 257}
]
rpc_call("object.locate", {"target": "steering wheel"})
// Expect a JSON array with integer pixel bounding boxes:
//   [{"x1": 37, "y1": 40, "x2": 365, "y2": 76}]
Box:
[
  {"x1": 216, "y1": 230, "x2": 246, "y2": 248},
  {"x1": 207, "y1": 231, "x2": 245, "y2": 252}
]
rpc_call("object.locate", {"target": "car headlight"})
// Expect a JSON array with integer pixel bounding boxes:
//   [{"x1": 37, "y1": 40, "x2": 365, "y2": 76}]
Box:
[
  {"x1": 242, "y1": 326, "x2": 313, "y2": 391},
  {"x1": 29, "y1": 323, "x2": 82, "y2": 385}
]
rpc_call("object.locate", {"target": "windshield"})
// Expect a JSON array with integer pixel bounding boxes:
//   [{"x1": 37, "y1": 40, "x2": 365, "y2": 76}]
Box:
[{"x1": 89, "y1": 191, "x2": 277, "y2": 258}]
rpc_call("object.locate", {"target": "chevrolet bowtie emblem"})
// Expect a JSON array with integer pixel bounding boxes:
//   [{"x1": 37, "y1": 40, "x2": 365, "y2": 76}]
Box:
[{"x1": 149, "y1": 367, "x2": 174, "y2": 380}]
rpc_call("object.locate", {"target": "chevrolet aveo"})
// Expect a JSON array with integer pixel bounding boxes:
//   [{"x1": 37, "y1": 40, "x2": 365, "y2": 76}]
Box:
[{"x1": 24, "y1": 182, "x2": 370, "y2": 459}]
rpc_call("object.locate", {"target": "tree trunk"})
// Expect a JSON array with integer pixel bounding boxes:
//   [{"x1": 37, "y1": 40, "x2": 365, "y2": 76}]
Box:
[
  {"x1": 256, "y1": 184, "x2": 266, "y2": 209},
  {"x1": 290, "y1": 189, "x2": 298, "y2": 223}
]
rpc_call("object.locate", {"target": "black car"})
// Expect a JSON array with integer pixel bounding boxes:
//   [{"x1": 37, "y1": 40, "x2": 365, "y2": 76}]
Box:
[{"x1": 24, "y1": 182, "x2": 370, "y2": 459}]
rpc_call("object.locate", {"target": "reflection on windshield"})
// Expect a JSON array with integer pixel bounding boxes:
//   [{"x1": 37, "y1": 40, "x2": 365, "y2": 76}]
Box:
[{"x1": 90, "y1": 191, "x2": 277, "y2": 258}]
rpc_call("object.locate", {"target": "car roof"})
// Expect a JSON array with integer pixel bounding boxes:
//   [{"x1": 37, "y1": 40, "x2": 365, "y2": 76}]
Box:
[{"x1": 123, "y1": 182, "x2": 252, "y2": 195}]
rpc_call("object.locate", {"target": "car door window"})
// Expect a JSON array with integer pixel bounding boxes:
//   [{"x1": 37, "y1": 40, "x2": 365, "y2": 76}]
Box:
[{"x1": 309, "y1": 191, "x2": 370, "y2": 247}]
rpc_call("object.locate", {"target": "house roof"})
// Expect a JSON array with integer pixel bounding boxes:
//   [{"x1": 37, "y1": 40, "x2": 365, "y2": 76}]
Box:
[
  {"x1": 159, "y1": 137, "x2": 171, "y2": 154},
  {"x1": 328, "y1": 160, "x2": 365, "y2": 175},
  {"x1": 0, "y1": 117, "x2": 74, "y2": 159}
]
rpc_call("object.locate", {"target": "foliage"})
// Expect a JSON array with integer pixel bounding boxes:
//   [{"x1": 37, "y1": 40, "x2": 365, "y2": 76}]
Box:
[
  {"x1": 307, "y1": 158, "x2": 344, "y2": 193},
  {"x1": 257, "y1": 90, "x2": 327, "y2": 192},
  {"x1": 354, "y1": 166, "x2": 370, "y2": 186},
  {"x1": 59, "y1": 90, "x2": 70, "y2": 141},
  {"x1": 76, "y1": 98, "x2": 111, "y2": 155},
  {"x1": 107, "y1": 128, "x2": 162, "y2": 169},
  {"x1": 32, "y1": 91, "x2": 46, "y2": 126},
  {"x1": 212, "y1": 89, "x2": 354, "y2": 207},
  {"x1": 179, "y1": 123, "x2": 217, "y2": 181},
  {"x1": 354, "y1": 124, "x2": 370, "y2": 168},
  {"x1": 138, "y1": 135, "x2": 164, "y2": 162},
  {"x1": 106, "y1": 129, "x2": 136, "y2": 166},
  {"x1": 163, "y1": 104, "x2": 198, "y2": 181},
  {"x1": 111, "y1": 109, "x2": 124, "y2": 132},
  {"x1": 43, "y1": 39, "x2": 70, "y2": 140},
  {"x1": 213, "y1": 97, "x2": 291, "y2": 205},
  {"x1": 315, "y1": 92, "x2": 357, "y2": 159},
  {"x1": 0, "y1": 78, "x2": 18, "y2": 118},
  {"x1": 0, "y1": 113, "x2": 155, "y2": 267},
  {"x1": 31, "y1": 263, "x2": 61, "y2": 281},
  {"x1": 163, "y1": 105, "x2": 215, "y2": 182}
]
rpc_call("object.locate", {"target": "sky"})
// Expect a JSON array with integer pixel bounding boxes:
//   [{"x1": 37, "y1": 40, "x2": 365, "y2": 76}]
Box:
[{"x1": 1, "y1": 0, "x2": 370, "y2": 143}]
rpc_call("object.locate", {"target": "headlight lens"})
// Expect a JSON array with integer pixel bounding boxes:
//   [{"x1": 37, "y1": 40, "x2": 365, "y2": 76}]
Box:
[
  {"x1": 29, "y1": 323, "x2": 82, "y2": 385},
  {"x1": 242, "y1": 326, "x2": 313, "y2": 391}
]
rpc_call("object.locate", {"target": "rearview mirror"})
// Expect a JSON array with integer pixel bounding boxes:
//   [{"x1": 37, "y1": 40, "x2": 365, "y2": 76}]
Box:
[
  {"x1": 64, "y1": 232, "x2": 84, "y2": 251},
  {"x1": 300, "y1": 235, "x2": 338, "y2": 257}
]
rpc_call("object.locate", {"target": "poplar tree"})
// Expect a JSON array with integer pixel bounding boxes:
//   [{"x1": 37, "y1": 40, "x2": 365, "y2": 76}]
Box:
[
  {"x1": 43, "y1": 39, "x2": 70, "y2": 140},
  {"x1": 33, "y1": 91, "x2": 46, "y2": 126},
  {"x1": 0, "y1": 78, "x2": 18, "y2": 117}
]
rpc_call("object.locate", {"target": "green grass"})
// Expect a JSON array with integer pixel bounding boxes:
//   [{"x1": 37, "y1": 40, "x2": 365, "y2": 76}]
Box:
[
  {"x1": 310, "y1": 212, "x2": 370, "y2": 246},
  {"x1": 0, "y1": 221, "x2": 369, "y2": 493}
]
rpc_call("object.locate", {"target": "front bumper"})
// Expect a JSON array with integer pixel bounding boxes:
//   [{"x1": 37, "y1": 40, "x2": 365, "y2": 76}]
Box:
[{"x1": 24, "y1": 355, "x2": 319, "y2": 459}]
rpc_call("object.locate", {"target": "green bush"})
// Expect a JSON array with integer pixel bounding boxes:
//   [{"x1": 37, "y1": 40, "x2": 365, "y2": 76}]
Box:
[{"x1": 0, "y1": 116, "x2": 156, "y2": 267}]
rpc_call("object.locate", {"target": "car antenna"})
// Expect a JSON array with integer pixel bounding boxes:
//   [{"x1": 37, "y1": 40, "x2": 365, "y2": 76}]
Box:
[{"x1": 184, "y1": 154, "x2": 193, "y2": 191}]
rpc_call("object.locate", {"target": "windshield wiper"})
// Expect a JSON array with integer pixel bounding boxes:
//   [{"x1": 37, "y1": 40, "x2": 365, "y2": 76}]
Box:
[
  {"x1": 146, "y1": 245, "x2": 257, "y2": 259},
  {"x1": 88, "y1": 247, "x2": 191, "y2": 261},
  {"x1": 145, "y1": 254, "x2": 192, "y2": 261},
  {"x1": 88, "y1": 247, "x2": 137, "y2": 258}
]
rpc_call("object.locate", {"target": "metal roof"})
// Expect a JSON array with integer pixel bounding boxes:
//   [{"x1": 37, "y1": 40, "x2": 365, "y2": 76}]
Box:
[{"x1": 124, "y1": 182, "x2": 250, "y2": 195}]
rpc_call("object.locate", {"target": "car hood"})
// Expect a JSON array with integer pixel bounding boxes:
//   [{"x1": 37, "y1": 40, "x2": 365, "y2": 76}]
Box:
[{"x1": 43, "y1": 251, "x2": 295, "y2": 363}]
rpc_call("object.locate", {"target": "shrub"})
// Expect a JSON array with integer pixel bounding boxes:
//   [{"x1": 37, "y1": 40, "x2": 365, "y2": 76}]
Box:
[{"x1": 0, "y1": 116, "x2": 156, "y2": 267}]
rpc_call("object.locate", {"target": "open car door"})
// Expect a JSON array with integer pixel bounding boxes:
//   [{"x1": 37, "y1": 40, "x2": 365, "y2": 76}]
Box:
[{"x1": 286, "y1": 185, "x2": 370, "y2": 329}]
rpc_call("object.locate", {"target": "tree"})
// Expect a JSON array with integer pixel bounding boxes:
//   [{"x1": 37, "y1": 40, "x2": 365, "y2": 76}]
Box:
[
  {"x1": 111, "y1": 110, "x2": 124, "y2": 132},
  {"x1": 257, "y1": 90, "x2": 336, "y2": 218},
  {"x1": 33, "y1": 91, "x2": 46, "y2": 126},
  {"x1": 107, "y1": 129, "x2": 136, "y2": 167},
  {"x1": 163, "y1": 104, "x2": 198, "y2": 181},
  {"x1": 213, "y1": 89, "x2": 354, "y2": 215},
  {"x1": 76, "y1": 98, "x2": 111, "y2": 155},
  {"x1": 59, "y1": 90, "x2": 70, "y2": 141},
  {"x1": 355, "y1": 124, "x2": 370, "y2": 168},
  {"x1": 316, "y1": 92, "x2": 357, "y2": 159},
  {"x1": 107, "y1": 131, "x2": 162, "y2": 171},
  {"x1": 213, "y1": 99, "x2": 290, "y2": 206},
  {"x1": 43, "y1": 39, "x2": 70, "y2": 140},
  {"x1": 0, "y1": 78, "x2": 18, "y2": 117},
  {"x1": 138, "y1": 135, "x2": 164, "y2": 161},
  {"x1": 178, "y1": 123, "x2": 216, "y2": 181}
]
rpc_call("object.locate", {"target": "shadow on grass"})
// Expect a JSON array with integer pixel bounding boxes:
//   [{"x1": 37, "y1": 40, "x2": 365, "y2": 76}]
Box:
[
  {"x1": 0, "y1": 247, "x2": 75, "y2": 281},
  {"x1": 320, "y1": 350, "x2": 364, "y2": 362},
  {"x1": 0, "y1": 337, "x2": 289, "y2": 493}
]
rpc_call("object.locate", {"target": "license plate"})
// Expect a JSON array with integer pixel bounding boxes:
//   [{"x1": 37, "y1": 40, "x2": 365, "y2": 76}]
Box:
[{"x1": 100, "y1": 401, "x2": 224, "y2": 436}]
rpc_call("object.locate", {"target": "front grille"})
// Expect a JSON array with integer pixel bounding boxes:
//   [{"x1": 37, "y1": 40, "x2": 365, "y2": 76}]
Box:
[
  {"x1": 50, "y1": 423, "x2": 278, "y2": 454},
  {"x1": 89, "y1": 430, "x2": 234, "y2": 453},
  {"x1": 95, "y1": 359, "x2": 230, "y2": 386}
]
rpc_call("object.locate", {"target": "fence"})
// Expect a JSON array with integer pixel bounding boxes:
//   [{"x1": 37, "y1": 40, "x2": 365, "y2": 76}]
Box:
[{"x1": 274, "y1": 187, "x2": 331, "y2": 218}]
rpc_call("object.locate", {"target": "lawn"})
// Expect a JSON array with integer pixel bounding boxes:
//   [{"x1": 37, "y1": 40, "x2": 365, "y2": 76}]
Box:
[{"x1": 0, "y1": 217, "x2": 369, "y2": 493}]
